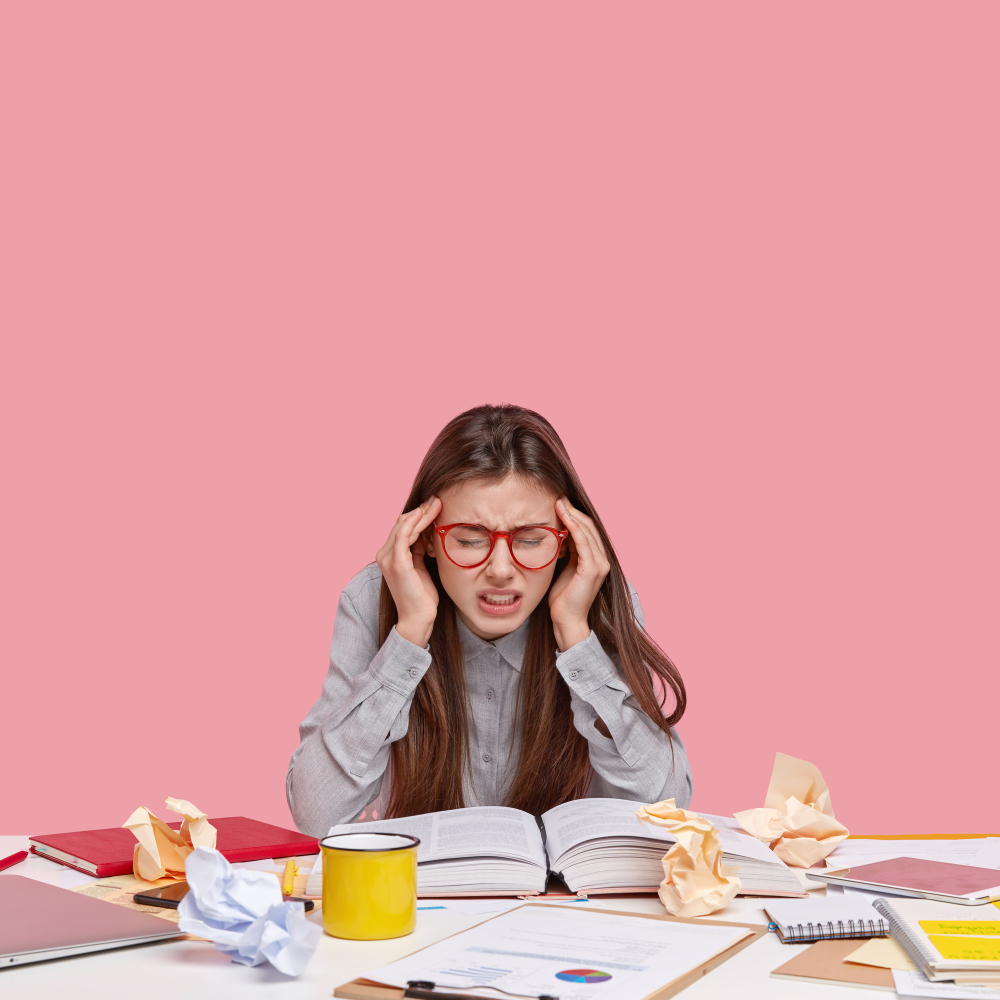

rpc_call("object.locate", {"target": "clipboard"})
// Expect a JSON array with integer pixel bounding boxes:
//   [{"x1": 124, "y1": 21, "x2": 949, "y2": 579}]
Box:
[{"x1": 333, "y1": 904, "x2": 768, "y2": 1000}]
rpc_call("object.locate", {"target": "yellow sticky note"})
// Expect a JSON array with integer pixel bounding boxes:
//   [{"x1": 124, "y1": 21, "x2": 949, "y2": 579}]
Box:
[
  {"x1": 844, "y1": 936, "x2": 917, "y2": 971},
  {"x1": 928, "y1": 936, "x2": 1000, "y2": 961},
  {"x1": 920, "y1": 921, "x2": 1000, "y2": 936}
]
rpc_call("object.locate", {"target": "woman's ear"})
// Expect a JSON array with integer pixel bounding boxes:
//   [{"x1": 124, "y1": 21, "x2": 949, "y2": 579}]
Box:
[{"x1": 421, "y1": 527, "x2": 438, "y2": 558}]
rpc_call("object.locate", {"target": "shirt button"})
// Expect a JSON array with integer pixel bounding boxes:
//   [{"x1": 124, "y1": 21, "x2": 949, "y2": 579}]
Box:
[
  {"x1": 486, "y1": 689, "x2": 494, "y2": 700},
  {"x1": 569, "y1": 670, "x2": 580, "y2": 681},
  {"x1": 408, "y1": 668, "x2": 419, "y2": 678},
  {"x1": 482, "y1": 752, "x2": 492, "y2": 762}
]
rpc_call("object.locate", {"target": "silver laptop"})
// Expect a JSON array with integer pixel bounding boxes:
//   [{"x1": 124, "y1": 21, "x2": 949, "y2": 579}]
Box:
[{"x1": 0, "y1": 875, "x2": 182, "y2": 967}]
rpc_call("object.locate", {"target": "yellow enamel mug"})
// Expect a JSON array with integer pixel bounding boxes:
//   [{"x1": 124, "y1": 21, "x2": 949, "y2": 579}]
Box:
[{"x1": 320, "y1": 832, "x2": 420, "y2": 940}]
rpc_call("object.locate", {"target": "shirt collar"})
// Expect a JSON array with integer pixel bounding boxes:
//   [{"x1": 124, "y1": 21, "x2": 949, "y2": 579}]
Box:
[{"x1": 456, "y1": 615, "x2": 530, "y2": 672}]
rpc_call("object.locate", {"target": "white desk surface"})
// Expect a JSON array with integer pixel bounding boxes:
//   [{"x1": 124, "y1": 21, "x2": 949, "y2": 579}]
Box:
[{"x1": 0, "y1": 834, "x2": 843, "y2": 1000}]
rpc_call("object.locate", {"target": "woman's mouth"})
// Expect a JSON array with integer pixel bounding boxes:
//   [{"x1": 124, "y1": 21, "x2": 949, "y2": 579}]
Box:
[{"x1": 477, "y1": 591, "x2": 522, "y2": 616}]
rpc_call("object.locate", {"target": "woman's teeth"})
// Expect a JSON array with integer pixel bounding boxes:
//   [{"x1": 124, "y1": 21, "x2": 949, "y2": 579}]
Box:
[{"x1": 483, "y1": 594, "x2": 517, "y2": 604}]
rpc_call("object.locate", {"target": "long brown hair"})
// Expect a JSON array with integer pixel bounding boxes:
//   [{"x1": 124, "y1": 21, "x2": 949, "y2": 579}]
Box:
[{"x1": 379, "y1": 404, "x2": 685, "y2": 818}]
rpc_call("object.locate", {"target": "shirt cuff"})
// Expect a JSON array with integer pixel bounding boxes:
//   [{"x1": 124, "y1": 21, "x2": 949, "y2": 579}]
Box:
[
  {"x1": 368, "y1": 625, "x2": 432, "y2": 695},
  {"x1": 555, "y1": 630, "x2": 620, "y2": 695}
]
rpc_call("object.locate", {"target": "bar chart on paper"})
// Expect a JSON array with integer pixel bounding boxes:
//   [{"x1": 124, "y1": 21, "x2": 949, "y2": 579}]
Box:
[
  {"x1": 359, "y1": 906, "x2": 751, "y2": 1000},
  {"x1": 435, "y1": 963, "x2": 516, "y2": 987}
]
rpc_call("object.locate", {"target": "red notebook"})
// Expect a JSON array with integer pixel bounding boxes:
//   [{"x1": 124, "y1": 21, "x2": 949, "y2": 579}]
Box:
[{"x1": 29, "y1": 817, "x2": 319, "y2": 878}]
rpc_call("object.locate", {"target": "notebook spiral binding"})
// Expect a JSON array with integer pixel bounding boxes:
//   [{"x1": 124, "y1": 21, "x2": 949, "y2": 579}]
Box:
[
  {"x1": 782, "y1": 918, "x2": 888, "y2": 943},
  {"x1": 872, "y1": 900, "x2": 937, "y2": 971}
]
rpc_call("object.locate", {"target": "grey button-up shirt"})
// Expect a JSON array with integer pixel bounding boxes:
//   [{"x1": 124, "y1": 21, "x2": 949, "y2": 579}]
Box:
[{"x1": 287, "y1": 564, "x2": 692, "y2": 836}]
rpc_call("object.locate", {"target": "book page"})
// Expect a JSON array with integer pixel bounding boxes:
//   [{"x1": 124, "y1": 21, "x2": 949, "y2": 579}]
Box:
[
  {"x1": 542, "y1": 799, "x2": 781, "y2": 867},
  {"x1": 362, "y1": 904, "x2": 749, "y2": 1000},
  {"x1": 328, "y1": 806, "x2": 546, "y2": 867},
  {"x1": 697, "y1": 810, "x2": 790, "y2": 865},
  {"x1": 542, "y1": 798, "x2": 671, "y2": 864}
]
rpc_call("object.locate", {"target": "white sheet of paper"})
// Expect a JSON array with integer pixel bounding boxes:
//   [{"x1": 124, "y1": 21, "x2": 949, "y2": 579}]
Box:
[
  {"x1": 892, "y1": 970, "x2": 1000, "y2": 998},
  {"x1": 363, "y1": 905, "x2": 747, "y2": 1000},
  {"x1": 59, "y1": 868, "x2": 100, "y2": 889},
  {"x1": 418, "y1": 898, "x2": 608, "y2": 916},
  {"x1": 417, "y1": 899, "x2": 524, "y2": 915},
  {"x1": 235, "y1": 859, "x2": 315, "y2": 874},
  {"x1": 825, "y1": 840, "x2": 1000, "y2": 871}
]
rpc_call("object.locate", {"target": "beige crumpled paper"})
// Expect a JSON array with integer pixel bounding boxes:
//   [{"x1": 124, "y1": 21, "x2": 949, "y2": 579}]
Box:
[
  {"x1": 636, "y1": 799, "x2": 742, "y2": 916},
  {"x1": 734, "y1": 752, "x2": 848, "y2": 867},
  {"x1": 122, "y1": 797, "x2": 217, "y2": 880}
]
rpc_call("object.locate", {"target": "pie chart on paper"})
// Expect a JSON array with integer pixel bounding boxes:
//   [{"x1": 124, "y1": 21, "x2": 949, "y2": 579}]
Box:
[{"x1": 555, "y1": 970, "x2": 613, "y2": 984}]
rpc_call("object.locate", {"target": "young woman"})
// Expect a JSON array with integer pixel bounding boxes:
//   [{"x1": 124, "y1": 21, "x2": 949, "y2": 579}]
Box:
[{"x1": 287, "y1": 404, "x2": 691, "y2": 836}]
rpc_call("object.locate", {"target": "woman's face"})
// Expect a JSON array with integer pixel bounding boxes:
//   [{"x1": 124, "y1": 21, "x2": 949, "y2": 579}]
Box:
[{"x1": 427, "y1": 475, "x2": 563, "y2": 641}]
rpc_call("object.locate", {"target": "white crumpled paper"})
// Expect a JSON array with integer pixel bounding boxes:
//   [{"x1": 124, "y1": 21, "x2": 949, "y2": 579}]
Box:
[{"x1": 177, "y1": 846, "x2": 322, "y2": 977}]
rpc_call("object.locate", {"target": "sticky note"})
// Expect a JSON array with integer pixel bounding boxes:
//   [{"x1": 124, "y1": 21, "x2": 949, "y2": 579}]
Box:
[
  {"x1": 928, "y1": 935, "x2": 1000, "y2": 961},
  {"x1": 844, "y1": 936, "x2": 917, "y2": 971},
  {"x1": 920, "y1": 921, "x2": 1000, "y2": 936}
]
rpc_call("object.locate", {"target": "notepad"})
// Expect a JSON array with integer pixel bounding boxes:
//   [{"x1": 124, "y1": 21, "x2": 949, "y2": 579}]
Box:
[
  {"x1": 770, "y1": 938, "x2": 896, "y2": 991},
  {"x1": 873, "y1": 897, "x2": 1000, "y2": 982},
  {"x1": 764, "y1": 897, "x2": 888, "y2": 943}
]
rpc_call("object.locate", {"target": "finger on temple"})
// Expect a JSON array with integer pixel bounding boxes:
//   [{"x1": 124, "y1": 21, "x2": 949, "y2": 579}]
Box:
[{"x1": 580, "y1": 520, "x2": 607, "y2": 557}]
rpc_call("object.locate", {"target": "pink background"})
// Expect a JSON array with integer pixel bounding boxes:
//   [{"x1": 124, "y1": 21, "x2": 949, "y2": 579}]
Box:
[{"x1": 2, "y1": 1, "x2": 997, "y2": 836}]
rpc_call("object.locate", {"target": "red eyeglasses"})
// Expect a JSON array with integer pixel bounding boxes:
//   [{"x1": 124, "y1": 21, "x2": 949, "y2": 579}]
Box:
[{"x1": 434, "y1": 523, "x2": 569, "y2": 570}]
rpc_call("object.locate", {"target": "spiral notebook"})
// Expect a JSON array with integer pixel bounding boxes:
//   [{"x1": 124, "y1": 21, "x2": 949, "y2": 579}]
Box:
[
  {"x1": 872, "y1": 897, "x2": 1000, "y2": 982},
  {"x1": 764, "y1": 898, "x2": 888, "y2": 943}
]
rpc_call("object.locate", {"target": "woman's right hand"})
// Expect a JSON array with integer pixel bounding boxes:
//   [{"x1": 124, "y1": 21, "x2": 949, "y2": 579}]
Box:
[{"x1": 375, "y1": 496, "x2": 442, "y2": 648}]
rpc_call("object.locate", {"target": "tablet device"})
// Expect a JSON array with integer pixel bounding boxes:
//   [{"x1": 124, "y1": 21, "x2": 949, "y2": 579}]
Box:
[{"x1": 808, "y1": 857, "x2": 1000, "y2": 905}]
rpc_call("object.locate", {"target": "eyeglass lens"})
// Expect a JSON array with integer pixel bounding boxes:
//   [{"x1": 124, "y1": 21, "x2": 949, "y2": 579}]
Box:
[{"x1": 443, "y1": 526, "x2": 560, "y2": 568}]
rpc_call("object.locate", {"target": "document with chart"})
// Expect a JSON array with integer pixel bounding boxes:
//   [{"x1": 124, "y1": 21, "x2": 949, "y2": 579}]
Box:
[{"x1": 357, "y1": 905, "x2": 752, "y2": 1000}]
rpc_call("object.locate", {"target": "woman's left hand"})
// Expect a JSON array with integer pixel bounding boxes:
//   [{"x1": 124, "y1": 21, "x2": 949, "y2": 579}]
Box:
[{"x1": 548, "y1": 497, "x2": 611, "y2": 651}]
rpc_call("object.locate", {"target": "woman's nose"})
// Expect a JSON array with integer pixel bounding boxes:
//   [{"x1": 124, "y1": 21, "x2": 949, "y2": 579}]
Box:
[{"x1": 484, "y1": 539, "x2": 517, "y2": 579}]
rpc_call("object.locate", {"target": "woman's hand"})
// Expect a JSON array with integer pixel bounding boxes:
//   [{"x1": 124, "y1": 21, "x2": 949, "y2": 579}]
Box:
[
  {"x1": 375, "y1": 496, "x2": 442, "y2": 648},
  {"x1": 548, "y1": 497, "x2": 611, "y2": 651}
]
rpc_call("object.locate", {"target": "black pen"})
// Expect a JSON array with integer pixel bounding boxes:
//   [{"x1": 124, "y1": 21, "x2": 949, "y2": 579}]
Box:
[{"x1": 404, "y1": 982, "x2": 558, "y2": 1000}]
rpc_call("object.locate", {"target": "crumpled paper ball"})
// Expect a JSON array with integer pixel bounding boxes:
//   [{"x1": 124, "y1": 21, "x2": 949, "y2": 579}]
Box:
[
  {"x1": 636, "y1": 799, "x2": 742, "y2": 916},
  {"x1": 734, "y1": 752, "x2": 849, "y2": 867},
  {"x1": 177, "y1": 846, "x2": 322, "y2": 977},
  {"x1": 122, "y1": 796, "x2": 217, "y2": 880}
]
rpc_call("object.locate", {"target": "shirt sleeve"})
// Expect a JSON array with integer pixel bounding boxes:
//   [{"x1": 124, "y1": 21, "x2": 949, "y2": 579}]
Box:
[
  {"x1": 286, "y1": 568, "x2": 432, "y2": 836},
  {"x1": 555, "y1": 583, "x2": 693, "y2": 807}
]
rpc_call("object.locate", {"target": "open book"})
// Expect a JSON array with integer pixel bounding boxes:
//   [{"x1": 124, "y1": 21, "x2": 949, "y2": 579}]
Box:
[{"x1": 312, "y1": 798, "x2": 805, "y2": 897}]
